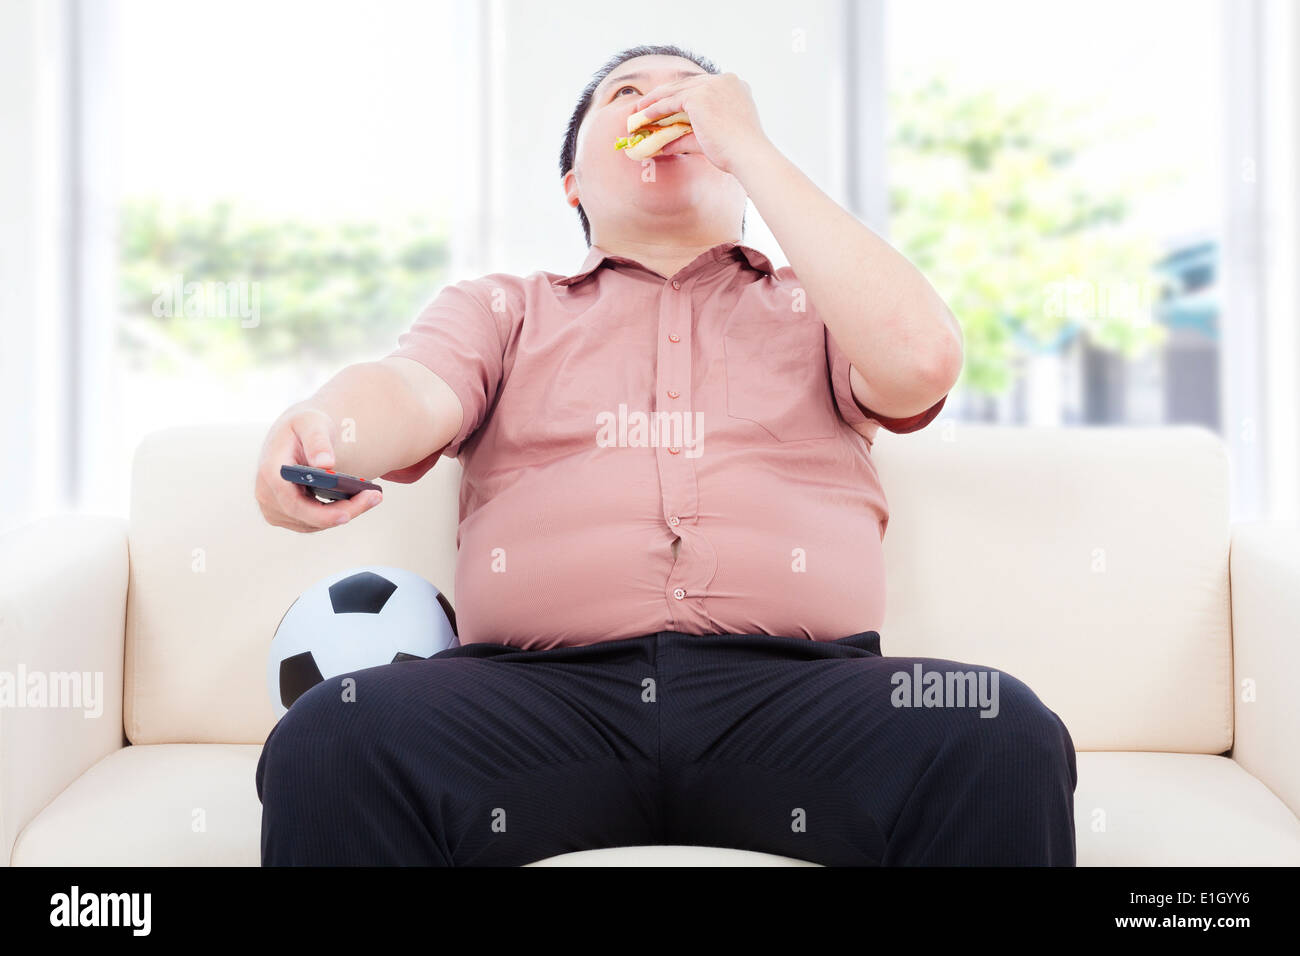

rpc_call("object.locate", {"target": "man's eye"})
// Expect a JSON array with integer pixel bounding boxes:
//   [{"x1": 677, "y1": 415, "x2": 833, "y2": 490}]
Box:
[{"x1": 614, "y1": 86, "x2": 638, "y2": 97}]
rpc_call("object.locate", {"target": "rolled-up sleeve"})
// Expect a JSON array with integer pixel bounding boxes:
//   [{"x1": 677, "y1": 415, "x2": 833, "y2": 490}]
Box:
[
  {"x1": 825, "y1": 326, "x2": 947, "y2": 434},
  {"x1": 386, "y1": 276, "x2": 512, "y2": 463}
]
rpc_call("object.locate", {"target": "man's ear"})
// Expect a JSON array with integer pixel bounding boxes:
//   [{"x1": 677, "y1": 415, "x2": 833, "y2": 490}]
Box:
[{"x1": 562, "y1": 169, "x2": 580, "y2": 208}]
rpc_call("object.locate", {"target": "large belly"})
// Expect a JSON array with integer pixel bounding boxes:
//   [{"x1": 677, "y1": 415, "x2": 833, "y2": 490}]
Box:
[
  {"x1": 452, "y1": 451, "x2": 675, "y2": 648},
  {"x1": 451, "y1": 449, "x2": 887, "y2": 647}
]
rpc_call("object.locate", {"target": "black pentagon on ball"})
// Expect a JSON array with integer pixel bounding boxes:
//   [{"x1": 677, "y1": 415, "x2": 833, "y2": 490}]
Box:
[
  {"x1": 435, "y1": 591, "x2": 458, "y2": 636},
  {"x1": 328, "y1": 570, "x2": 398, "y2": 614},
  {"x1": 279, "y1": 651, "x2": 325, "y2": 709}
]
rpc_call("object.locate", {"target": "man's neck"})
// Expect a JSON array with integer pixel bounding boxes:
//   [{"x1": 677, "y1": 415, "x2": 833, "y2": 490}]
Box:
[{"x1": 591, "y1": 233, "x2": 740, "y2": 281}]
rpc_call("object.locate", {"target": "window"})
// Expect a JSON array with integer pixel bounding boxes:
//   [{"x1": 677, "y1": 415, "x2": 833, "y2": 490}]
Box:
[
  {"x1": 885, "y1": 0, "x2": 1227, "y2": 431},
  {"x1": 78, "y1": 0, "x2": 467, "y2": 517}
]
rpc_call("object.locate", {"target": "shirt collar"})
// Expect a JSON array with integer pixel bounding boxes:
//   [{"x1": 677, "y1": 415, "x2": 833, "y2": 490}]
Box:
[{"x1": 551, "y1": 240, "x2": 777, "y2": 288}]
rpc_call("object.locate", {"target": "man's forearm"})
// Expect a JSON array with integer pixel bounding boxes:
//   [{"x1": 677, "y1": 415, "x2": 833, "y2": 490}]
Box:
[
  {"x1": 731, "y1": 141, "x2": 963, "y2": 413},
  {"x1": 287, "y1": 361, "x2": 437, "y2": 480}
]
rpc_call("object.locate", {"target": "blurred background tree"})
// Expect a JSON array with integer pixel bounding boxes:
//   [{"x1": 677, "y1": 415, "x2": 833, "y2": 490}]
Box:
[
  {"x1": 888, "y1": 76, "x2": 1177, "y2": 396},
  {"x1": 117, "y1": 198, "x2": 449, "y2": 376}
]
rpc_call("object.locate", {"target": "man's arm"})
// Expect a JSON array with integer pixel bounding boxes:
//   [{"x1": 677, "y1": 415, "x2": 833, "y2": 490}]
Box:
[
  {"x1": 846, "y1": 364, "x2": 946, "y2": 441},
  {"x1": 254, "y1": 357, "x2": 464, "y2": 532},
  {"x1": 291, "y1": 357, "x2": 464, "y2": 480},
  {"x1": 628, "y1": 71, "x2": 960, "y2": 426},
  {"x1": 730, "y1": 143, "x2": 963, "y2": 421}
]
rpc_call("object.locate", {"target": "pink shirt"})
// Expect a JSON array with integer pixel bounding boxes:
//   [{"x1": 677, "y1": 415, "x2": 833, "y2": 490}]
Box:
[{"x1": 386, "y1": 241, "x2": 946, "y2": 649}]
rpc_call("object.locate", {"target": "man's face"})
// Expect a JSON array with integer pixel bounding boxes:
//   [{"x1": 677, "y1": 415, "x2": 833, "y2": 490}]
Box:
[{"x1": 564, "y1": 54, "x2": 747, "y2": 241}]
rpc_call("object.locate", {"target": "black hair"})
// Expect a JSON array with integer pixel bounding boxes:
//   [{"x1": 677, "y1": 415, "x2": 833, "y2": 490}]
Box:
[{"x1": 559, "y1": 44, "x2": 747, "y2": 247}]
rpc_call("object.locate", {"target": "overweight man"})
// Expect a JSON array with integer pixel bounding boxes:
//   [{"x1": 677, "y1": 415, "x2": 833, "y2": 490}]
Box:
[{"x1": 253, "y1": 46, "x2": 1078, "y2": 866}]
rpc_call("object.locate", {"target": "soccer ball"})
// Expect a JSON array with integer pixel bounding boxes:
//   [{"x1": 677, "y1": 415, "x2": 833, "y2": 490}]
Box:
[{"x1": 267, "y1": 566, "x2": 459, "y2": 718}]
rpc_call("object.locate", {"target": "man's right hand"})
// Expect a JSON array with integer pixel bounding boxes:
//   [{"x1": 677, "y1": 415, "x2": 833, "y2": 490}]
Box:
[{"x1": 254, "y1": 407, "x2": 384, "y2": 532}]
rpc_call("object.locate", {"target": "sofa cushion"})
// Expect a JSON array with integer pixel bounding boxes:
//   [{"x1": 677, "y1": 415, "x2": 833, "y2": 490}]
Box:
[
  {"x1": 11, "y1": 744, "x2": 264, "y2": 866},
  {"x1": 526, "y1": 846, "x2": 817, "y2": 865},
  {"x1": 11, "y1": 746, "x2": 1298, "y2": 866},
  {"x1": 1073, "y1": 752, "x2": 1300, "y2": 865}
]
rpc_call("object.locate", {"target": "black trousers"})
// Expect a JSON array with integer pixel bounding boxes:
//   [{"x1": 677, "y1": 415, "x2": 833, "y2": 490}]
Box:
[{"x1": 255, "y1": 630, "x2": 1078, "y2": 866}]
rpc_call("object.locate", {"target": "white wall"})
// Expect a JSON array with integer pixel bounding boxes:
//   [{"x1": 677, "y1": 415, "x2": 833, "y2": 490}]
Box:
[
  {"x1": 0, "y1": 0, "x2": 71, "y2": 535},
  {"x1": 1261, "y1": 0, "x2": 1300, "y2": 520},
  {"x1": 1222, "y1": 0, "x2": 1300, "y2": 522}
]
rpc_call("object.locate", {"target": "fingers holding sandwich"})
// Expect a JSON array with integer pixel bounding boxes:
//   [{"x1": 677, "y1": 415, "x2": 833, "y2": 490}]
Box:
[
  {"x1": 623, "y1": 71, "x2": 770, "y2": 177},
  {"x1": 625, "y1": 107, "x2": 690, "y2": 135}
]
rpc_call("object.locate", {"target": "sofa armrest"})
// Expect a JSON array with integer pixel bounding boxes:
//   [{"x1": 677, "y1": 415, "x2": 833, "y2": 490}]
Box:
[
  {"x1": 0, "y1": 514, "x2": 129, "y2": 866},
  {"x1": 1229, "y1": 519, "x2": 1300, "y2": 817}
]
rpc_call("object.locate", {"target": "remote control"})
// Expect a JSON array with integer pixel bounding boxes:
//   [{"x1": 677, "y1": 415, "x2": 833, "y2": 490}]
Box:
[{"x1": 280, "y1": 464, "x2": 382, "y2": 503}]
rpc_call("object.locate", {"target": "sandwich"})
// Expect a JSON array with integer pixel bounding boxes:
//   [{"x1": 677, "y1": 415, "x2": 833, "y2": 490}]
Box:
[{"x1": 615, "y1": 108, "x2": 693, "y2": 160}]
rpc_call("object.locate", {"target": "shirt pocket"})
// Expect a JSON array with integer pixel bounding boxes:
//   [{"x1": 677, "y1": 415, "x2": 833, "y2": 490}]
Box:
[{"x1": 722, "y1": 314, "x2": 837, "y2": 441}]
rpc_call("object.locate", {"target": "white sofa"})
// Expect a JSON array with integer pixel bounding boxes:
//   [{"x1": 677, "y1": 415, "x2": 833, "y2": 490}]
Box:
[{"x1": 2, "y1": 421, "x2": 1298, "y2": 866}]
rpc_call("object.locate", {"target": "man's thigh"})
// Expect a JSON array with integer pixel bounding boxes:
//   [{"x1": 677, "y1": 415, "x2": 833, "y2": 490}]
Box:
[
  {"x1": 656, "y1": 631, "x2": 1076, "y2": 865},
  {"x1": 257, "y1": 634, "x2": 664, "y2": 865}
]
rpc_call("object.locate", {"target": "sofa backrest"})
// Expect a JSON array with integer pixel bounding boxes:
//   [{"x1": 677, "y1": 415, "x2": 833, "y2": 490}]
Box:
[
  {"x1": 124, "y1": 423, "x2": 460, "y2": 745},
  {"x1": 876, "y1": 422, "x2": 1231, "y2": 754},
  {"x1": 124, "y1": 421, "x2": 1232, "y2": 753}
]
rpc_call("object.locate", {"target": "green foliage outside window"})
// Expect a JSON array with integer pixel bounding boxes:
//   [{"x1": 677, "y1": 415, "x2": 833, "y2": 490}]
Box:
[
  {"x1": 117, "y1": 198, "x2": 449, "y2": 375},
  {"x1": 888, "y1": 77, "x2": 1177, "y2": 395}
]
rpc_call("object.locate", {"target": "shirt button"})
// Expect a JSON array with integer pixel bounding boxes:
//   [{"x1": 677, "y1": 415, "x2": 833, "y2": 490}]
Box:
[
  {"x1": 668, "y1": 515, "x2": 680, "y2": 526},
  {"x1": 668, "y1": 333, "x2": 681, "y2": 343},
  {"x1": 672, "y1": 280, "x2": 681, "y2": 290},
  {"x1": 673, "y1": 588, "x2": 686, "y2": 600},
  {"x1": 667, "y1": 389, "x2": 680, "y2": 399}
]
